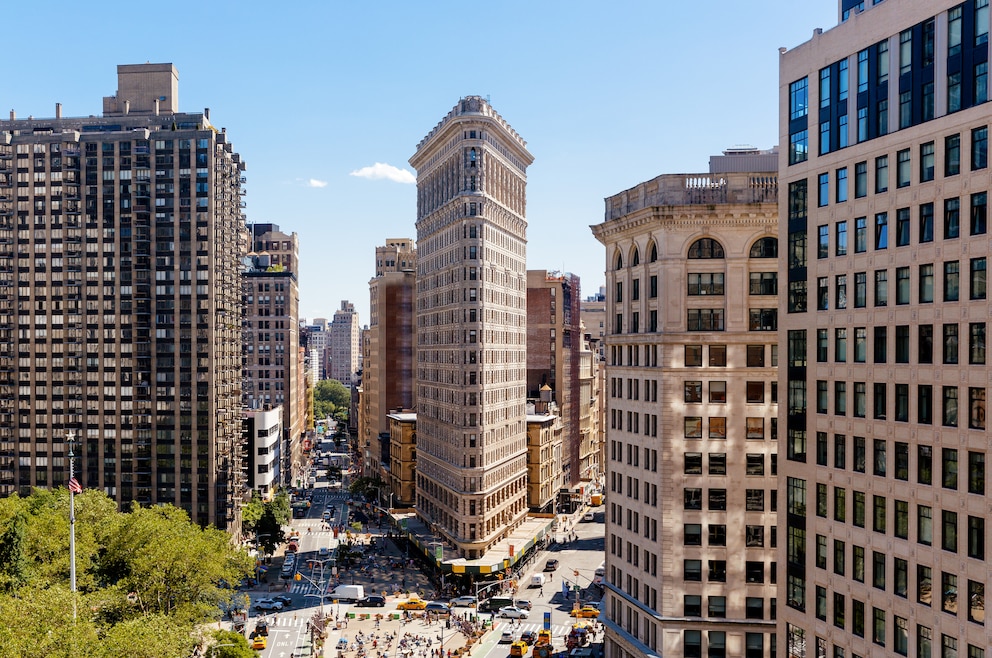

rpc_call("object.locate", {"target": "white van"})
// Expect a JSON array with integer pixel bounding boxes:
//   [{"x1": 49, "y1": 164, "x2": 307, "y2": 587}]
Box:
[
  {"x1": 530, "y1": 573, "x2": 546, "y2": 588},
  {"x1": 328, "y1": 584, "x2": 365, "y2": 602}
]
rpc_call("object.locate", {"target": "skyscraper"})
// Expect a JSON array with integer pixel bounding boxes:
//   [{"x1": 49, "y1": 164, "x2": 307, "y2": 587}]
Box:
[
  {"x1": 410, "y1": 96, "x2": 534, "y2": 558},
  {"x1": 779, "y1": 3, "x2": 991, "y2": 657},
  {"x1": 329, "y1": 300, "x2": 360, "y2": 386},
  {"x1": 592, "y1": 150, "x2": 779, "y2": 658},
  {"x1": 243, "y1": 223, "x2": 303, "y2": 489},
  {"x1": 0, "y1": 63, "x2": 246, "y2": 530}
]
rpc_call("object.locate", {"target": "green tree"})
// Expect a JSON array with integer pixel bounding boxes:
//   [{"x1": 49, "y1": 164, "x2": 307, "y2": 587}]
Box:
[
  {"x1": 254, "y1": 507, "x2": 285, "y2": 555},
  {"x1": 314, "y1": 379, "x2": 350, "y2": 420},
  {"x1": 0, "y1": 509, "x2": 29, "y2": 591},
  {"x1": 207, "y1": 629, "x2": 257, "y2": 658}
]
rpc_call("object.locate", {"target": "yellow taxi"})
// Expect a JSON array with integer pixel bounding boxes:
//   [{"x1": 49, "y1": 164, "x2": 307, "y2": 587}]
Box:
[
  {"x1": 509, "y1": 640, "x2": 528, "y2": 656},
  {"x1": 397, "y1": 598, "x2": 427, "y2": 610},
  {"x1": 251, "y1": 634, "x2": 267, "y2": 649},
  {"x1": 569, "y1": 606, "x2": 600, "y2": 618}
]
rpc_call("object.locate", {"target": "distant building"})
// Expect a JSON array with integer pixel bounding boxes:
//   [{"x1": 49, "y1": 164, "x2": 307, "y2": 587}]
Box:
[
  {"x1": 526, "y1": 392, "x2": 564, "y2": 513},
  {"x1": 245, "y1": 406, "x2": 282, "y2": 499},
  {"x1": 580, "y1": 287, "x2": 607, "y2": 362},
  {"x1": 592, "y1": 153, "x2": 779, "y2": 658},
  {"x1": 360, "y1": 238, "x2": 416, "y2": 482},
  {"x1": 387, "y1": 411, "x2": 417, "y2": 507},
  {"x1": 410, "y1": 96, "x2": 534, "y2": 558},
  {"x1": 242, "y1": 229, "x2": 304, "y2": 488},
  {"x1": 329, "y1": 300, "x2": 360, "y2": 386},
  {"x1": 0, "y1": 63, "x2": 247, "y2": 532},
  {"x1": 526, "y1": 270, "x2": 582, "y2": 487}
]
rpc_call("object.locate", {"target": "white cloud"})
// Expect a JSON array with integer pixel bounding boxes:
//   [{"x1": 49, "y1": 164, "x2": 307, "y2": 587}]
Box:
[
  {"x1": 349, "y1": 162, "x2": 416, "y2": 184},
  {"x1": 306, "y1": 178, "x2": 328, "y2": 188}
]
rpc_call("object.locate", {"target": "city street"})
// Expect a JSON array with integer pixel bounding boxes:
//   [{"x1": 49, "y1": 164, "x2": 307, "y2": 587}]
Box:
[{"x1": 239, "y1": 434, "x2": 606, "y2": 658}]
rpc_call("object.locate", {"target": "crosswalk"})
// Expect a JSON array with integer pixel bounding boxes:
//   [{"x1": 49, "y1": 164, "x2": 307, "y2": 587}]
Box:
[{"x1": 497, "y1": 622, "x2": 572, "y2": 637}]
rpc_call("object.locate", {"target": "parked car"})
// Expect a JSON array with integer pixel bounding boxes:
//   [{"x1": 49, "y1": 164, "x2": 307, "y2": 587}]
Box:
[
  {"x1": 356, "y1": 595, "x2": 386, "y2": 607},
  {"x1": 498, "y1": 606, "x2": 529, "y2": 619},
  {"x1": 254, "y1": 598, "x2": 284, "y2": 611},
  {"x1": 425, "y1": 601, "x2": 451, "y2": 615},
  {"x1": 544, "y1": 559, "x2": 559, "y2": 572},
  {"x1": 449, "y1": 596, "x2": 477, "y2": 607}
]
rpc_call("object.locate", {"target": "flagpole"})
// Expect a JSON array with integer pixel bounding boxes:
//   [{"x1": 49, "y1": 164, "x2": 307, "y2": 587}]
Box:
[{"x1": 68, "y1": 429, "x2": 77, "y2": 622}]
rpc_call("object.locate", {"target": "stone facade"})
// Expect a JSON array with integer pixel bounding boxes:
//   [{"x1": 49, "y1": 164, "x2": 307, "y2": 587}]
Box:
[
  {"x1": 592, "y1": 162, "x2": 779, "y2": 658},
  {"x1": 410, "y1": 96, "x2": 534, "y2": 559}
]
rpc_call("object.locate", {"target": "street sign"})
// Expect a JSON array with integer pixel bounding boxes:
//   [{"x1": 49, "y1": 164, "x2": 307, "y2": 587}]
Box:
[{"x1": 543, "y1": 611, "x2": 551, "y2": 631}]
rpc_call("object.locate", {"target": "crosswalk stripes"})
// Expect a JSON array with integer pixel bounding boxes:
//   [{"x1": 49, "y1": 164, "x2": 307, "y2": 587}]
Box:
[{"x1": 497, "y1": 622, "x2": 571, "y2": 637}]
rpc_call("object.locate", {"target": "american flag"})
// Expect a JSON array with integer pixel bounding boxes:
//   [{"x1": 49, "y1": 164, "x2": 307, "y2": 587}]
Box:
[{"x1": 68, "y1": 477, "x2": 82, "y2": 494}]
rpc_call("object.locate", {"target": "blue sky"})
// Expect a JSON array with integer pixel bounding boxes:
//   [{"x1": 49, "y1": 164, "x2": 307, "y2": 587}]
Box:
[{"x1": 3, "y1": 0, "x2": 837, "y2": 323}]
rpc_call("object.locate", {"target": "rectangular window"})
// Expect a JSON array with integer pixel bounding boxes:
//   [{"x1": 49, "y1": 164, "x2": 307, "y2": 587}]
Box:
[
  {"x1": 684, "y1": 381, "x2": 702, "y2": 403},
  {"x1": 790, "y1": 78, "x2": 809, "y2": 119},
  {"x1": 968, "y1": 451, "x2": 986, "y2": 494},
  {"x1": 919, "y1": 505, "x2": 933, "y2": 545},
  {"x1": 817, "y1": 225, "x2": 829, "y2": 258},
  {"x1": 896, "y1": 384, "x2": 909, "y2": 421},
  {"x1": 945, "y1": 262, "x2": 961, "y2": 301},
  {"x1": 835, "y1": 381, "x2": 847, "y2": 415},
  {"x1": 977, "y1": 61, "x2": 989, "y2": 104},
  {"x1": 920, "y1": 203, "x2": 934, "y2": 242},
  {"x1": 971, "y1": 192, "x2": 987, "y2": 235},
  {"x1": 918, "y1": 567, "x2": 933, "y2": 606},
  {"x1": 971, "y1": 258, "x2": 987, "y2": 299},
  {"x1": 944, "y1": 323, "x2": 960, "y2": 364},
  {"x1": 817, "y1": 277, "x2": 829, "y2": 310},
  {"x1": 944, "y1": 386, "x2": 959, "y2": 427},
  {"x1": 818, "y1": 173, "x2": 829, "y2": 207},
  {"x1": 895, "y1": 499, "x2": 909, "y2": 539},
  {"x1": 835, "y1": 327, "x2": 847, "y2": 362},
  {"x1": 896, "y1": 267, "x2": 910, "y2": 304},
  {"x1": 945, "y1": 197, "x2": 961, "y2": 239},
  {"x1": 875, "y1": 270, "x2": 888, "y2": 306},
  {"x1": 836, "y1": 220, "x2": 848, "y2": 255},
  {"x1": 835, "y1": 275, "x2": 847, "y2": 309},
  {"x1": 897, "y1": 149, "x2": 911, "y2": 187},
  {"x1": 949, "y1": 71, "x2": 963, "y2": 113},
  {"x1": 949, "y1": 5, "x2": 963, "y2": 57},
  {"x1": 873, "y1": 499, "x2": 887, "y2": 535},
  {"x1": 979, "y1": 0, "x2": 990, "y2": 46},
  {"x1": 895, "y1": 325, "x2": 910, "y2": 362},
  {"x1": 855, "y1": 327, "x2": 867, "y2": 362},
  {"x1": 688, "y1": 272, "x2": 726, "y2": 295},
  {"x1": 900, "y1": 90, "x2": 912, "y2": 129},
  {"x1": 873, "y1": 550, "x2": 886, "y2": 588},
  {"x1": 921, "y1": 141, "x2": 935, "y2": 181},
  {"x1": 920, "y1": 385, "x2": 934, "y2": 424},
  {"x1": 900, "y1": 28, "x2": 912, "y2": 75},
  {"x1": 966, "y1": 515, "x2": 985, "y2": 563},
  {"x1": 854, "y1": 382, "x2": 866, "y2": 417},
  {"x1": 854, "y1": 161, "x2": 867, "y2": 197},
  {"x1": 685, "y1": 345, "x2": 702, "y2": 366},
  {"x1": 687, "y1": 309, "x2": 724, "y2": 331},
  {"x1": 893, "y1": 207, "x2": 910, "y2": 246},
  {"x1": 837, "y1": 167, "x2": 848, "y2": 202},
  {"x1": 944, "y1": 448, "x2": 959, "y2": 490},
  {"x1": 875, "y1": 212, "x2": 888, "y2": 249},
  {"x1": 973, "y1": 127, "x2": 988, "y2": 170},
  {"x1": 874, "y1": 326, "x2": 887, "y2": 363},
  {"x1": 920, "y1": 264, "x2": 935, "y2": 302},
  {"x1": 873, "y1": 439, "x2": 886, "y2": 476},
  {"x1": 855, "y1": 216, "x2": 868, "y2": 252},
  {"x1": 875, "y1": 155, "x2": 888, "y2": 193},
  {"x1": 834, "y1": 433, "x2": 846, "y2": 468},
  {"x1": 855, "y1": 273, "x2": 867, "y2": 307},
  {"x1": 946, "y1": 134, "x2": 961, "y2": 175},
  {"x1": 854, "y1": 437, "x2": 866, "y2": 473}
]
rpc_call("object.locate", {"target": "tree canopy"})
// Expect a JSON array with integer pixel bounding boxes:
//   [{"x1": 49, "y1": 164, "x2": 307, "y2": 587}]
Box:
[
  {"x1": 314, "y1": 379, "x2": 350, "y2": 421},
  {"x1": 0, "y1": 488, "x2": 254, "y2": 657}
]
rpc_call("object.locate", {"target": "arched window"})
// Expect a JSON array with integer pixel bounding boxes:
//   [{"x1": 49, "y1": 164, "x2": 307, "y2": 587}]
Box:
[
  {"x1": 614, "y1": 251, "x2": 624, "y2": 270},
  {"x1": 649, "y1": 242, "x2": 658, "y2": 262},
  {"x1": 687, "y1": 238, "x2": 725, "y2": 259},
  {"x1": 631, "y1": 247, "x2": 640, "y2": 266},
  {"x1": 750, "y1": 237, "x2": 779, "y2": 258}
]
